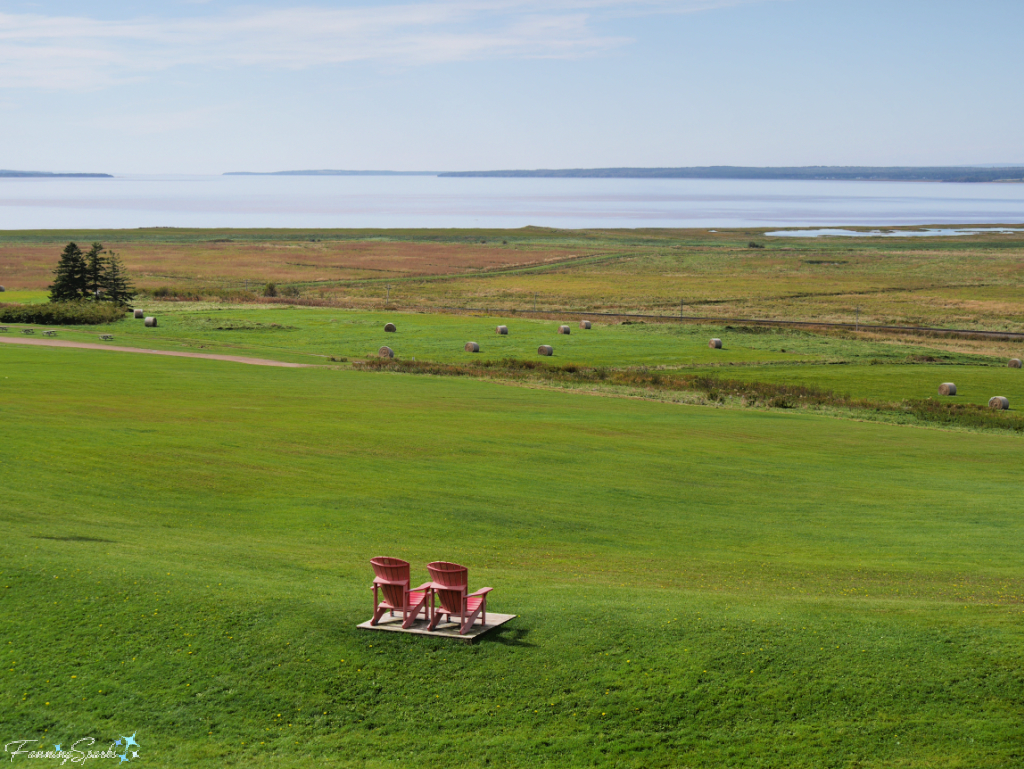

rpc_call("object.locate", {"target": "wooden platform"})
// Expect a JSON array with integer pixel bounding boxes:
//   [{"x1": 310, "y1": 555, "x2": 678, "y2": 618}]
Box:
[{"x1": 357, "y1": 612, "x2": 517, "y2": 643}]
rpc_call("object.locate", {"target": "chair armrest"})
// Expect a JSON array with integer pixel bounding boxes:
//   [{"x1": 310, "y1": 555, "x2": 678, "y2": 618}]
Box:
[
  {"x1": 467, "y1": 587, "x2": 493, "y2": 598},
  {"x1": 411, "y1": 582, "x2": 433, "y2": 592},
  {"x1": 373, "y1": 576, "x2": 408, "y2": 586},
  {"x1": 428, "y1": 581, "x2": 465, "y2": 592}
]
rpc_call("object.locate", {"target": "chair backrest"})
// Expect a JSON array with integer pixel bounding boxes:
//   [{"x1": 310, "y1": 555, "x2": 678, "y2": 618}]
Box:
[
  {"x1": 371, "y1": 556, "x2": 410, "y2": 607},
  {"x1": 427, "y1": 561, "x2": 468, "y2": 615}
]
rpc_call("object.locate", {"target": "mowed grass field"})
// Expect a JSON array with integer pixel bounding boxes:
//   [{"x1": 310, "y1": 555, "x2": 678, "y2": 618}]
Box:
[
  {"x1": 3, "y1": 343, "x2": 1024, "y2": 767},
  {"x1": 5, "y1": 305, "x2": 1021, "y2": 427},
  {"x1": 3, "y1": 302, "x2": 1012, "y2": 368}
]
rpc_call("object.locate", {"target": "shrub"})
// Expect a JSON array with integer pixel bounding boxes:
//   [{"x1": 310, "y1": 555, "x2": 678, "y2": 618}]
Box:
[
  {"x1": 0, "y1": 301, "x2": 127, "y2": 326},
  {"x1": 263, "y1": 283, "x2": 278, "y2": 298}
]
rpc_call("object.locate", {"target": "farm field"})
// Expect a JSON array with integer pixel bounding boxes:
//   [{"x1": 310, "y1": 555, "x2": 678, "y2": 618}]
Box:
[
  {"x1": 4, "y1": 304, "x2": 1021, "y2": 433},
  {"x1": 3, "y1": 226, "x2": 1024, "y2": 332},
  {"x1": 1, "y1": 304, "x2": 1012, "y2": 368},
  {"x1": 2, "y1": 343, "x2": 1024, "y2": 768}
]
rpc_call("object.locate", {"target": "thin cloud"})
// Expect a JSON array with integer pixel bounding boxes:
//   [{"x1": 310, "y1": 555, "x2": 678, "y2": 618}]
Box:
[{"x1": 0, "y1": 1, "x2": 773, "y2": 90}]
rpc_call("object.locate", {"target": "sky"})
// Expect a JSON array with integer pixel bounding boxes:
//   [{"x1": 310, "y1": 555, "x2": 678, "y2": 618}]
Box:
[{"x1": 1, "y1": 0, "x2": 1022, "y2": 174}]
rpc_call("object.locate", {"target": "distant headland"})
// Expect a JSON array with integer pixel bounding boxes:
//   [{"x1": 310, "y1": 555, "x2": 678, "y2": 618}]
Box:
[
  {"x1": 0, "y1": 170, "x2": 112, "y2": 178},
  {"x1": 437, "y1": 166, "x2": 1024, "y2": 183},
  {"x1": 222, "y1": 166, "x2": 1024, "y2": 182}
]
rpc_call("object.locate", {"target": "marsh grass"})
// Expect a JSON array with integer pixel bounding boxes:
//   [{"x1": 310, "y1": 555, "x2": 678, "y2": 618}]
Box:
[{"x1": 3, "y1": 227, "x2": 1024, "y2": 332}]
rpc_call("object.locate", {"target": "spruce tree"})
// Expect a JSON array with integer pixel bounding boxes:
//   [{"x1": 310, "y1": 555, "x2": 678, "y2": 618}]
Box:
[
  {"x1": 84, "y1": 242, "x2": 108, "y2": 298},
  {"x1": 48, "y1": 242, "x2": 87, "y2": 302},
  {"x1": 100, "y1": 252, "x2": 135, "y2": 306}
]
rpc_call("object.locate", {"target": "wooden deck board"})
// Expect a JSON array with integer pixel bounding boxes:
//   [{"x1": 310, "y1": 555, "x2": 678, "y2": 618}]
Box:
[{"x1": 357, "y1": 612, "x2": 517, "y2": 643}]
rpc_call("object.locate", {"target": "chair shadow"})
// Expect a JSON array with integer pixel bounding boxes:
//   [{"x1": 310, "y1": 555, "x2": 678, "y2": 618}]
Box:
[{"x1": 479, "y1": 623, "x2": 535, "y2": 647}]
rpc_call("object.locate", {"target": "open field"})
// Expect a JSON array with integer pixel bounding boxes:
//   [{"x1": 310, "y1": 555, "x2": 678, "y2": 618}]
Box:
[
  {"x1": 3, "y1": 226, "x2": 1024, "y2": 333},
  {"x1": 2, "y1": 301, "x2": 1017, "y2": 371},
  {"x1": 3, "y1": 305, "x2": 1021, "y2": 436},
  {"x1": 3, "y1": 226, "x2": 1023, "y2": 766},
  {"x1": 3, "y1": 344, "x2": 1024, "y2": 768}
]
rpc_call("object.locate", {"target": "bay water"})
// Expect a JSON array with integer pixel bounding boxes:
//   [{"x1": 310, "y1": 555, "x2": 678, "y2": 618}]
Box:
[{"x1": 1, "y1": 174, "x2": 1023, "y2": 230}]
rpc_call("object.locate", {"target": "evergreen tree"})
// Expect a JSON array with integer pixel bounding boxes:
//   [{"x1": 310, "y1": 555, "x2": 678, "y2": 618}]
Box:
[
  {"x1": 100, "y1": 252, "x2": 135, "y2": 305},
  {"x1": 48, "y1": 242, "x2": 87, "y2": 302},
  {"x1": 84, "y1": 242, "x2": 108, "y2": 298}
]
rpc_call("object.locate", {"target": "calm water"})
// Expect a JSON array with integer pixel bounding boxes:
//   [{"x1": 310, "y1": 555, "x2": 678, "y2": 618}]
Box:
[
  {"x1": 1, "y1": 175, "x2": 1023, "y2": 229},
  {"x1": 767, "y1": 227, "x2": 1024, "y2": 238}
]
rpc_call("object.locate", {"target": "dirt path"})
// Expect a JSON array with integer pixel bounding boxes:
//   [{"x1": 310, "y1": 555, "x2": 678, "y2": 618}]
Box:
[{"x1": 0, "y1": 336, "x2": 312, "y2": 368}]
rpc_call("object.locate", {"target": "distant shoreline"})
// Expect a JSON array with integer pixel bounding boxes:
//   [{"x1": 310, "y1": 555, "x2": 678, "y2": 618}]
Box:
[
  {"x1": 220, "y1": 166, "x2": 1024, "y2": 183},
  {"x1": 5, "y1": 167, "x2": 1022, "y2": 183},
  {"x1": 437, "y1": 166, "x2": 1024, "y2": 183}
]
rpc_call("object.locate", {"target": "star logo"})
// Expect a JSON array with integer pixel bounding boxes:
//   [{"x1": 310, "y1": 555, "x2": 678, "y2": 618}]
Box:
[
  {"x1": 123, "y1": 733, "x2": 138, "y2": 750},
  {"x1": 114, "y1": 739, "x2": 122, "y2": 747},
  {"x1": 118, "y1": 753, "x2": 128, "y2": 763},
  {"x1": 54, "y1": 745, "x2": 61, "y2": 752},
  {"x1": 131, "y1": 751, "x2": 139, "y2": 759}
]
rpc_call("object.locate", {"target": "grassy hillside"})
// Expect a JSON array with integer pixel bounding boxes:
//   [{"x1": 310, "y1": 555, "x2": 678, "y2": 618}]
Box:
[{"x1": 2, "y1": 344, "x2": 1023, "y2": 767}]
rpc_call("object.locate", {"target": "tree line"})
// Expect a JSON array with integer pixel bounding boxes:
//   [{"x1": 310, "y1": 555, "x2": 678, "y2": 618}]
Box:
[{"x1": 49, "y1": 242, "x2": 135, "y2": 305}]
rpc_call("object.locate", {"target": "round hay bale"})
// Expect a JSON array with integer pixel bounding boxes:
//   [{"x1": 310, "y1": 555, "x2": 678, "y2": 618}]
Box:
[
  {"x1": 384, "y1": 322, "x2": 396, "y2": 332},
  {"x1": 144, "y1": 316, "x2": 157, "y2": 328},
  {"x1": 0, "y1": 286, "x2": 5, "y2": 292},
  {"x1": 133, "y1": 309, "x2": 144, "y2": 319},
  {"x1": 579, "y1": 320, "x2": 592, "y2": 330},
  {"x1": 378, "y1": 346, "x2": 394, "y2": 359},
  {"x1": 558, "y1": 325, "x2": 570, "y2": 335},
  {"x1": 938, "y1": 382, "x2": 956, "y2": 396},
  {"x1": 709, "y1": 338, "x2": 722, "y2": 349},
  {"x1": 538, "y1": 345, "x2": 554, "y2": 356},
  {"x1": 465, "y1": 341, "x2": 480, "y2": 353},
  {"x1": 989, "y1": 396, "x2": 1009, "y2": 410},
  {"x1": 496, "y1": 325, "x2": 508, "y2": 335},
  {"x1": 1009, "y1": 358, "x2": 1022, "y2": 369}
]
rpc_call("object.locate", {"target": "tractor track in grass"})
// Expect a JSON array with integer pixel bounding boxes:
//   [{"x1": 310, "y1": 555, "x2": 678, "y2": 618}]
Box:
[{"x1": 0, "y1": 336, "x2": 312, "y2": 367}]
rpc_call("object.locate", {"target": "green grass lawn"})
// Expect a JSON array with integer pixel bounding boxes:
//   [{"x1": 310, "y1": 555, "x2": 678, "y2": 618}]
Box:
[{"x1": 2, "y1": 344, "x2": 1023, "y2": 767}]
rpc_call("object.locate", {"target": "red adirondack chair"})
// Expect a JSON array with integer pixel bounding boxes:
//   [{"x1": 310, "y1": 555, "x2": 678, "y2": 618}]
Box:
[
  {"x1": 370, "y1": 556, "x2": 433, "y2": 629},
  {"x1": 426, "y1": 561, "x2": 493, "y2": 635}
]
